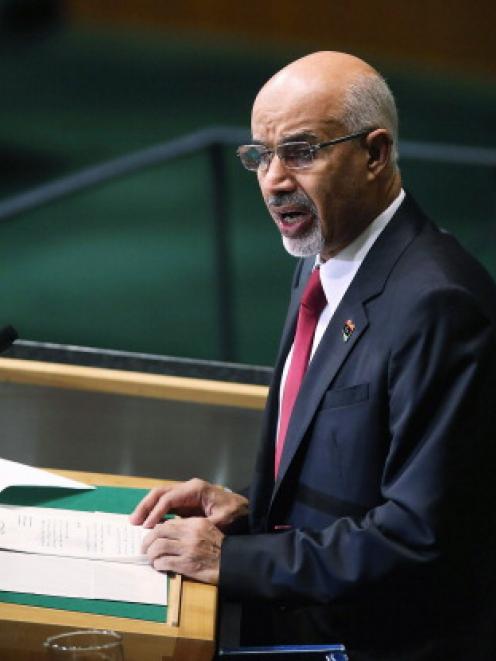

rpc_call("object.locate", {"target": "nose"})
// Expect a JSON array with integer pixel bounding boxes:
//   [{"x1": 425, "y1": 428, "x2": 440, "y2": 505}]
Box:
[{"x1": 259, "y1": 153, "x2": 297, "y2": 195}]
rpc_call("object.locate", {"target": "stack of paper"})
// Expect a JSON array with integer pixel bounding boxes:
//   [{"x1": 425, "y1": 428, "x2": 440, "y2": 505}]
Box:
[{"x1": 0, "y1": 459, "x2": 167, "y2": 606}]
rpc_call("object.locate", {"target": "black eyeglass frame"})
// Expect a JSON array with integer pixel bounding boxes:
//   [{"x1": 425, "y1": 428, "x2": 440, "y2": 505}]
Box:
[{"x1": 236, "y1": 129, "x2": 372, "y2": 171}]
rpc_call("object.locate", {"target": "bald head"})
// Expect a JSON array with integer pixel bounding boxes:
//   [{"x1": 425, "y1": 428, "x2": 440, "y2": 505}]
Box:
[
  {"x1": 255, "y1": 51, "x2": 377, "y2": 114},
  {"x1": 253, "y1": 51, "x2": 398, "y2": 163}
]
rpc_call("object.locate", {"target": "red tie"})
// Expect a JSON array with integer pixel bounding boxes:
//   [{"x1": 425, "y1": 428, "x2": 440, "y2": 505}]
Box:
[{"x1": 275, "y1": 269, "x2": 327, "y2": 477}]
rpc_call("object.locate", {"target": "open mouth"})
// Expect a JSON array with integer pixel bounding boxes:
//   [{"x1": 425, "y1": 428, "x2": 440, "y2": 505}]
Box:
[
  {"x1": 273, "y1": 208, "x2": 314, "y2": 237},
  {"x1": 280, "y1": 210, "x2": 306, "y2": 222}
]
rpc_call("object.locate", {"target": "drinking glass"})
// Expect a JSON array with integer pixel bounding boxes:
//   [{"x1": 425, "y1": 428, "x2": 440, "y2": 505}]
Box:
[{"x1": 44, "y1": 629, "x2": 124, "y2": 660}]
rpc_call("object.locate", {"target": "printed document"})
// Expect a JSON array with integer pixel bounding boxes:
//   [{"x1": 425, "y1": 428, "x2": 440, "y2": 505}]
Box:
[
  {"x1": 0, "y1": 506, "x2": 148, "y2": 563},
  {"x1": 0, "y1": 507, "x2": 167, "y2": 605},
  {"x1": 0, "y1": 461, "x2": 167, "y2": 606}
]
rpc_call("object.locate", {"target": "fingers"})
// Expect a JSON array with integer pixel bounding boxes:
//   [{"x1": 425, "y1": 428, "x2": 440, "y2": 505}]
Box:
[
  {"x1": 142, "y1": 519, "x2": 183, "y2": 553},
  {"x1": 142, "y1": 517, "x2": 224, "y2": 585},
  {"x1": 129, "y1": 479, "x2": 249, "y2": 530},
  {"x1": 143, "y1": 534, "x2": 182, "y2": 561},
  {"x1": 140, "y1": 480, "x2": 204, "y2": 528},
  {"x1": 129, "y1": 486, "x2": 172, "y2": 525},
  {"x1": 130, "y1": 479, "x2": 208, "y2": 528}
]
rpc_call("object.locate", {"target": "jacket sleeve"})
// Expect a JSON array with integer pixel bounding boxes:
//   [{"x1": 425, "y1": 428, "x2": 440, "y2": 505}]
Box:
[{"x1": 219, "y1": 286, "x2": 496, "y2": 604}]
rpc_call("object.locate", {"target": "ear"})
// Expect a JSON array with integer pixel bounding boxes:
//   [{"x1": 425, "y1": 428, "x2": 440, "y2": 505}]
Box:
[{"x1": 364, "y1": 129, "x2": 393, "y2": 178}]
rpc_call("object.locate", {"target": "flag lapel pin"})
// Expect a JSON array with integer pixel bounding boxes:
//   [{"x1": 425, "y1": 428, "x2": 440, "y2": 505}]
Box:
[{"x1": 342, "y1": 319, "x2": 356, "y2": 342}]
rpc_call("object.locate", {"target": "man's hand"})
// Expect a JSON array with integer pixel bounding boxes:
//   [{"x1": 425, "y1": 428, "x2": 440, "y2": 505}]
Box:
[
  {"x1": 142, "y1": 517, "x2": 224, "y2": 585},
  {"x1": 129, "y1": 478, "x2": 249, "y2": 530}
]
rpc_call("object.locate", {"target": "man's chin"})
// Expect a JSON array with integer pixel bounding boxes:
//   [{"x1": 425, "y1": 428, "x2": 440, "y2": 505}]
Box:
[{"x1": 282, "y1": 231, "x2": 324, "y2": 258}]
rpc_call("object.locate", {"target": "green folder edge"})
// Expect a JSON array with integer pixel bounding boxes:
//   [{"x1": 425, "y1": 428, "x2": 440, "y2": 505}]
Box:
[{"x1": 0, "y1": 484, "x2": 167, "y2": 623}]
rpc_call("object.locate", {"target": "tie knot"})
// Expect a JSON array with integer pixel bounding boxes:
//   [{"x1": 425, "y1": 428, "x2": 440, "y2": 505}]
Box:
[{"x1": 301, "y1": 269, "x2": 326, "y2": 315}]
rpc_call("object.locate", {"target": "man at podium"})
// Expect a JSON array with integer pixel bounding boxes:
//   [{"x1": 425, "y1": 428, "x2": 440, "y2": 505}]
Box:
[{"x1": 131, "y1": 51, "x2": 496, "y2": 660}]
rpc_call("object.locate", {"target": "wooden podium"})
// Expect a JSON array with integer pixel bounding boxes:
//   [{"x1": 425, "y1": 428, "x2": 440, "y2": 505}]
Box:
[{"x1": 0, "y1": 469, "x2": 217, "y2": 661}]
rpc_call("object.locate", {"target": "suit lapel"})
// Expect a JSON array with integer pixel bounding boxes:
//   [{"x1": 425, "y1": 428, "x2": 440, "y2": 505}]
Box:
[{"x1": 271, "y1": 194, "x2": 427, "y2": 498}]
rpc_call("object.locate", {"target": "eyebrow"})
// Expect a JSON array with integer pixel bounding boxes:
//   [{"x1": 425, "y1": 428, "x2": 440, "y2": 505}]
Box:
[
  {"x1": 280, "y1": 131, "x2": 319, "y2": 143},
  {"x1": 250, "y1": 131, "x2": 320, "y2": 146}
]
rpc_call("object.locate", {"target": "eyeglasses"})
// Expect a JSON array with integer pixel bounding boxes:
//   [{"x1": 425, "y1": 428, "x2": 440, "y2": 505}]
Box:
[{"x1": 236, "y1": 129, "x2": 371, "y2": 172}]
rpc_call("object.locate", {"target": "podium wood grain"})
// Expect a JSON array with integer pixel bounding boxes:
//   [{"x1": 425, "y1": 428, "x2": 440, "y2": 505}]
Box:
[
  {"x1": 0, "y1": 469, "x2": 217, "y2": 660},
  {"x1": 0, "y1": 357, "x2": 268, "y2": 409}
]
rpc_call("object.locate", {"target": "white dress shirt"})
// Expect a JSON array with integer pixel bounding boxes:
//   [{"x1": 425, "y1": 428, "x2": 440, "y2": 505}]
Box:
[{"x1": 278, "y1": 189, "x2": 405, "y2": 420}]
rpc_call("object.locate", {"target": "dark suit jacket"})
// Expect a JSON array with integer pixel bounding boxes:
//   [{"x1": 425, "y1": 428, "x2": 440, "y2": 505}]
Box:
[{"x1": 220, "y1": 194, "x2": 496, "y2": 660}]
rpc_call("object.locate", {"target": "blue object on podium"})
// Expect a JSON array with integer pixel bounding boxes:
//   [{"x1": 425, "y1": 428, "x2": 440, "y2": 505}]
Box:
[{"x1": 218, "y1": 643, "x2": 348, "y2": 660}]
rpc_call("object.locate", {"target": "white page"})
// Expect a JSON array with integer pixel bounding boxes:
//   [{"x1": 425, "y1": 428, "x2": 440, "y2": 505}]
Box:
[
  {"x1": 0, "y1": 506, "x2": 148, "y2": 563},
  {"x1": 0, "y1": 458, "x2": 93, "y2": 493},
  {"x1": 0, "y1": 550, "x2": 167, "y2": 605}
]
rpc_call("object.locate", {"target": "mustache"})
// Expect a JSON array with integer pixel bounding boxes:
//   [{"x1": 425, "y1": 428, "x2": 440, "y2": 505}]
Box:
[{"x1": 267, "y1": 193, "x2": 316, "y2": 212}]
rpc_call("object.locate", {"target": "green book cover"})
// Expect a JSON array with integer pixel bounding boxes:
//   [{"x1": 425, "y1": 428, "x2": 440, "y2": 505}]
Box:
[{"x1": 0, "y1": 485, "x2": 167, "y2": 622}]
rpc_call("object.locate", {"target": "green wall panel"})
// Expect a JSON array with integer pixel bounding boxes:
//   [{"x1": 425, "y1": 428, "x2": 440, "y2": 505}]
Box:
[{"x1": 1, "y1": 27, "x2": 495, "y2": 365}]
